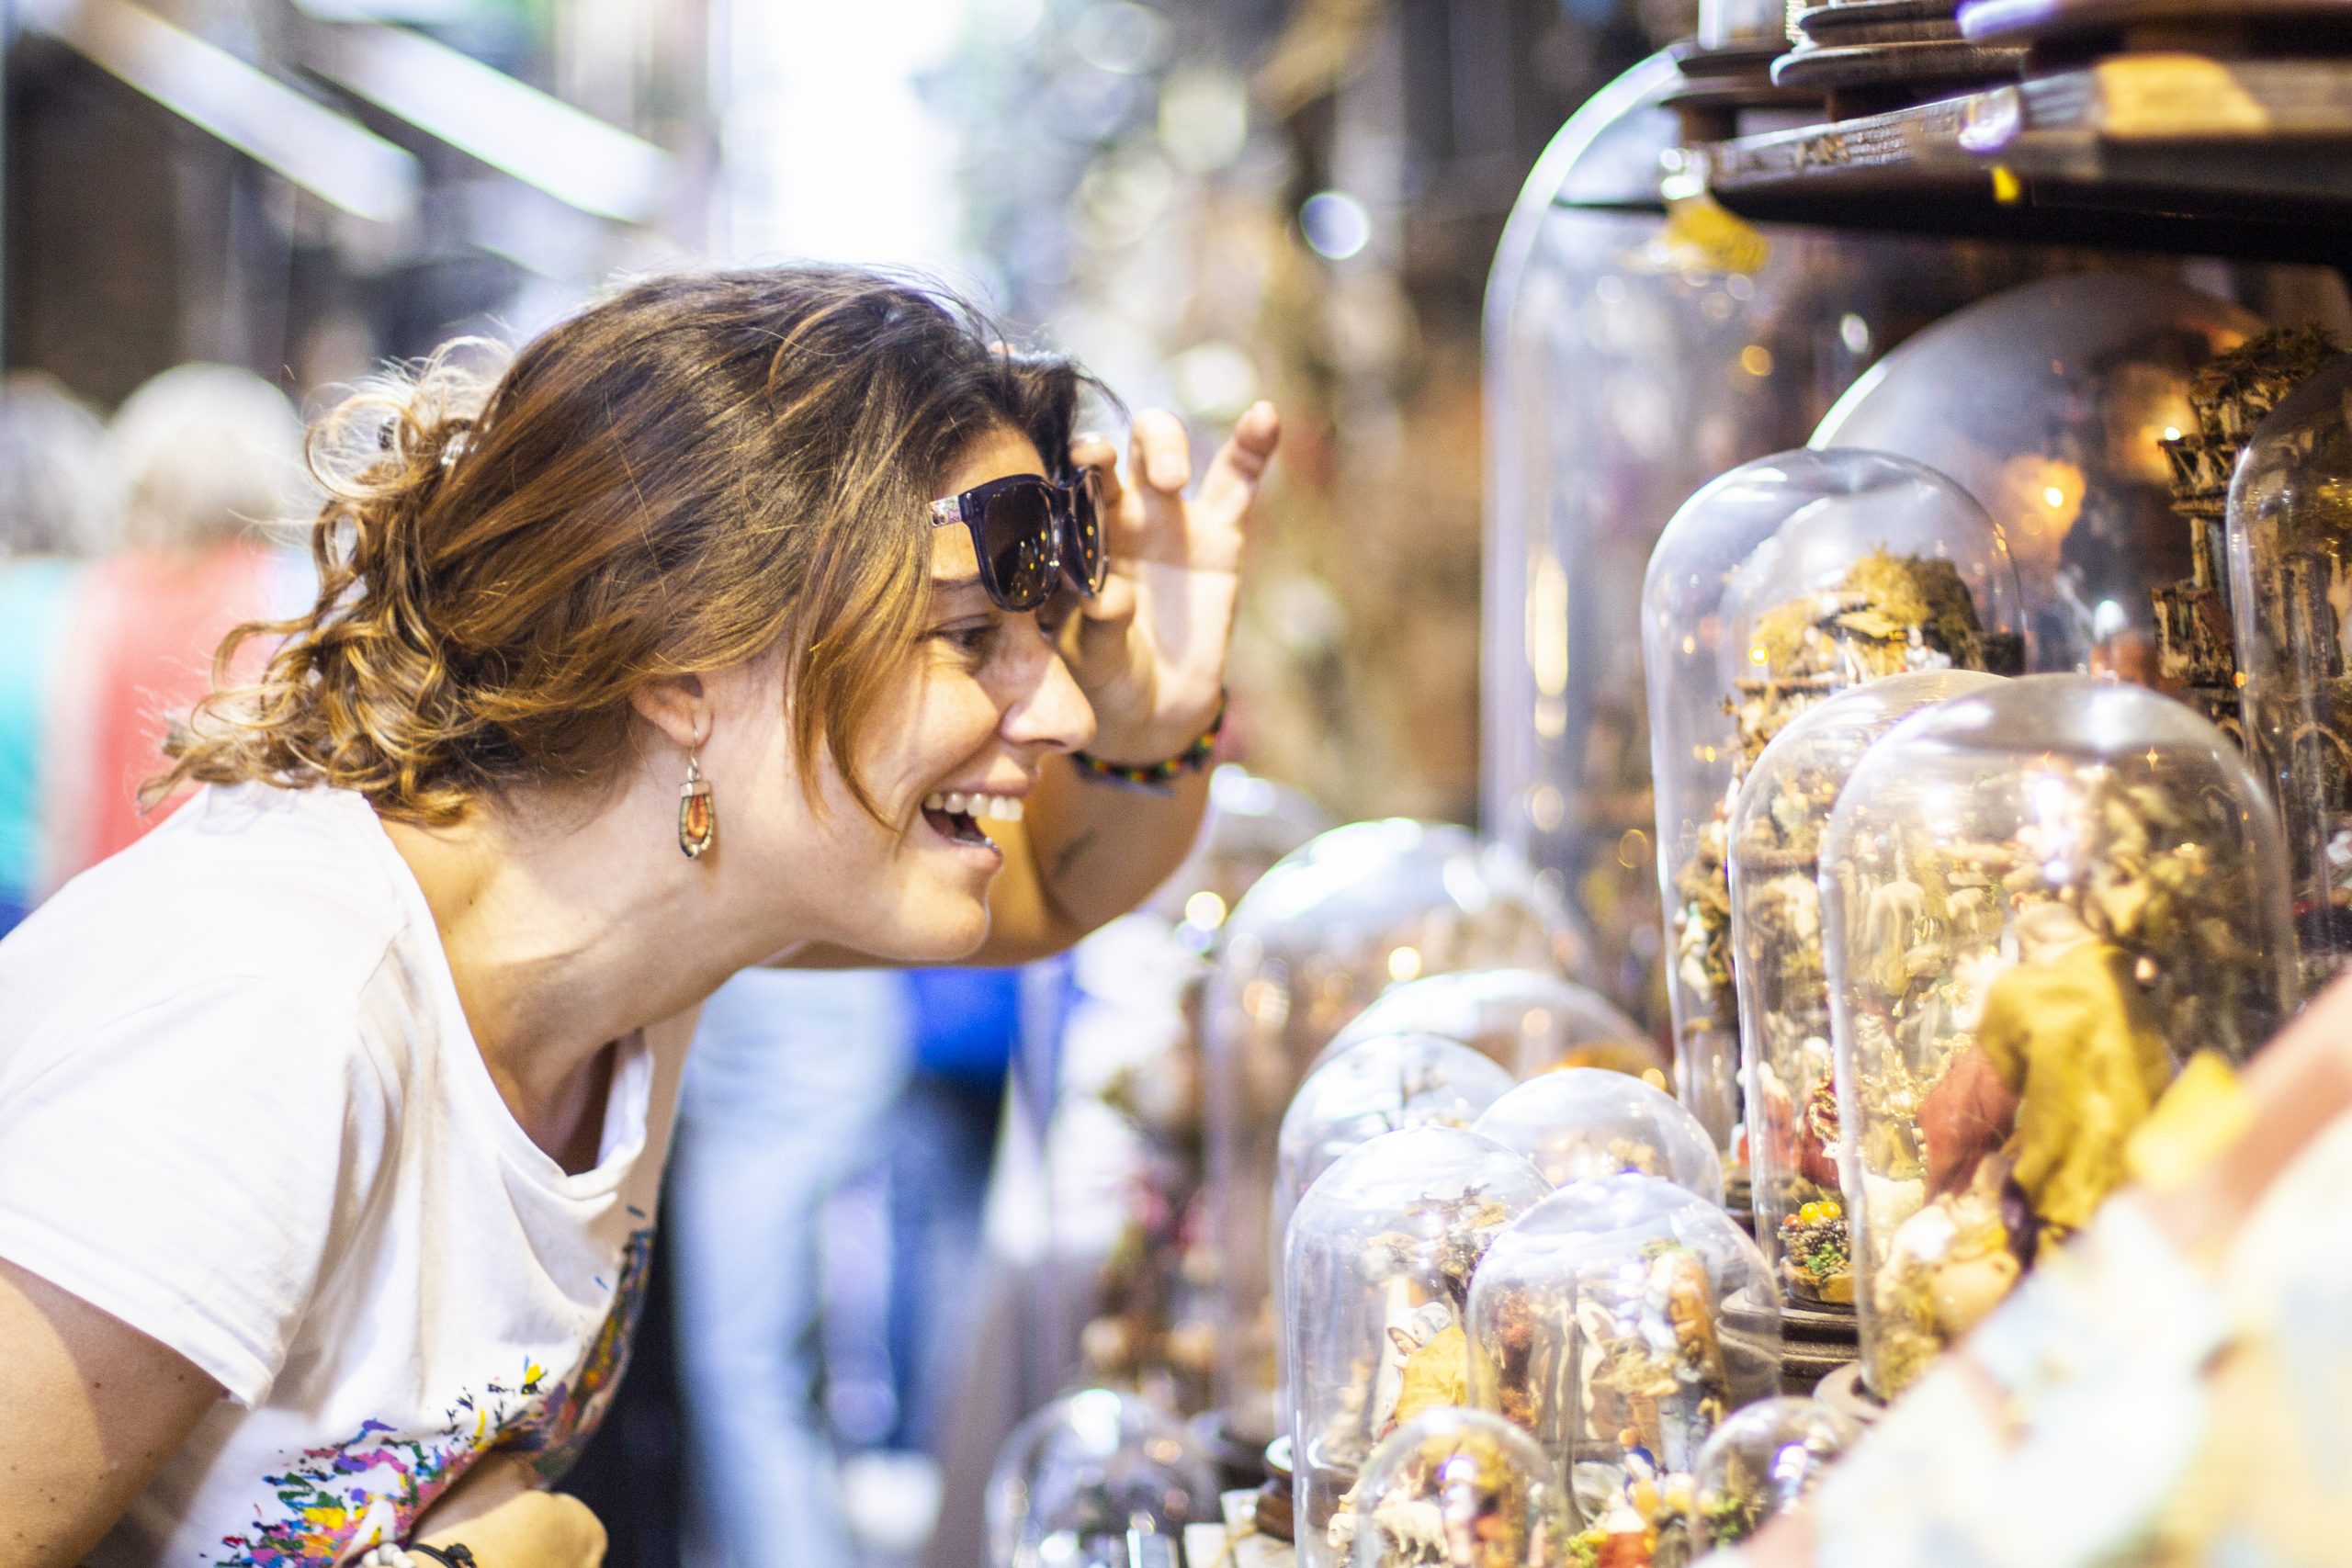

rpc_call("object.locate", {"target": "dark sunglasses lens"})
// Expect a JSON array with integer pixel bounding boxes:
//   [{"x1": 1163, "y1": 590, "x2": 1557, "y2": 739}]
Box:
[
  {"x1": 1065, "y1": 470, "x2": 1109, "y2": 594},
  {"x1": 977, "y1": 484, "x2": 1057, "y2": 610}
]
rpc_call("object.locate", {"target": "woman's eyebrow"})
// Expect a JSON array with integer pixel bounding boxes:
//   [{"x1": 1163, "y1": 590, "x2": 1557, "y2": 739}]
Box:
[{"x1": 930, "y1": 571, "x2": 984, "y2": 593}]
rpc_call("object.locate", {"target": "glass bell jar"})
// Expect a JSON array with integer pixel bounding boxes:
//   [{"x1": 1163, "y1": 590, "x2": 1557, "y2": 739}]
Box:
[
  {"x1": 1272, "y1": 1033, "x2": 1518, "y2": 1426},
  {"x1": 1285, "y1": 1124, "x2": 1553, "y2": 1568},
  {"x1": 987, "y1": 1387, "x2": 1220, "y2": 1568},
  {"x1": 1688, "y1": 1396, "x2": 1860, "y2": 1551},
  {"x1": 1471, "y1": 1068, "x2": 1724, "y2": 1204},
  {"x1": 1334, "y1": 1406, "x2": 1569, "y2": 1568},
  {"x1": 2227, "y1": 353, "x2": 2352, "y2": 989},
  {"x1": 1206, "y1": 820, "x2": 1580, "y2": 1450},
  {"x1": 1812, "y1": 273, "x2": 2263, "y2": 680},
  {"x1": 1730, "y1": 669, "x2": 2008, "y2": 1308},
  {"x1": 1317, "y1": 968, "x2": 1667, "y2": 1083},
  {"x1": 1463, "y1": 1172, "x2": 1781, "y2": 1563},
  {"x1": 1820, "y1": 673, "x2": 2298, "y2": 1398},
  {"x1": 1642, "y1": 447, "x2": 2023, "y2": 1162}
]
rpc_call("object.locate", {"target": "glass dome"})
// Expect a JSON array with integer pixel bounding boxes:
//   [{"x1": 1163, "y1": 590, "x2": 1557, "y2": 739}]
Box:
[
  {"x1": 1205, "y1": 820, "x2": 1581, "y2": 1450},
  {"x1": 1643, "y1": 447, "x2": 2022, "y2": 1160},
  {"x1": 1730, "y1": 669, "x2": 2008, "y2": 1307},
  {"x1": 1482, "y1": 51, "x2": 2096, "y2": 1061},
  {"x1": 1285, "y1": 1125, "x2": 1553, "y2": 1568},
  {"x1": 1813, "y1": 273, "x2": 2263, "y2": 680},
  {"x1": 986, "y1": 1387, "x2": 1220, "y2": 1568},
  {"x1": 1820, "y1": 674, "x2": 2298, "y2": 1397},
  {"x1": 1146, "y1": 764, "x2": 1340, "y2": 952},
  {"x1": 1333, "y1": 1406, "x2": 1569, "y2": 1568},
  {"x1": 2227, "y1": 354, "x2": 2352, "y2": 991},
  {"x1": 1463, "y1": 1173, "x2": 1781, "y2": 1558},
  {"x1": 1317, "y1": 968, "x2": 1667, "y2": 1083},
  {"x1": 1471, "y1": 1068, "x2": 1724, "y2": 1204},
  {"x1": 1689, "y1": 1396, "x2": 1860, "y2": 1550},
  {"x1": 1272, "y1": 1033, "x2": 1518, "y2": 1428}
]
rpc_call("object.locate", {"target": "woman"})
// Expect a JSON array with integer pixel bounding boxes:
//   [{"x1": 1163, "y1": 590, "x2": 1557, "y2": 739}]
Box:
[{"x1": 0, "y1": 267, "x2": 1279, "y2": 1567}]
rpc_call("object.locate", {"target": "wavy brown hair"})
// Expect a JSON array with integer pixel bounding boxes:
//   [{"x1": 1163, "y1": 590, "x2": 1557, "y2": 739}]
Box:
[{"x1": 153, "y1": 267, "x2": 1091, "y2": 825}]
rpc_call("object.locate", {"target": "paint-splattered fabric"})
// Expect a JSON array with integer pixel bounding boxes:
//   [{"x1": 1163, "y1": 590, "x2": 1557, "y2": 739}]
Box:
[{"x1": 0, "y1": 784, "x2": 684, "y2": 1566}]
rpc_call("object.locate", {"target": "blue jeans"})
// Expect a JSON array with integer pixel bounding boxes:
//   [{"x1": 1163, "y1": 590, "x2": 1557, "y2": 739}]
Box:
[{"x1": 670, "y1": 968, "x2": 914, "y2": 1568}]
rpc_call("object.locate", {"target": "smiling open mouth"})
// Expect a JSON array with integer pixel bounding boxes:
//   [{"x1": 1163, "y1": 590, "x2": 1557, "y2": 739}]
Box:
[{"x1": 922, "y1": 790, "x2": 1021, "y2": 848}]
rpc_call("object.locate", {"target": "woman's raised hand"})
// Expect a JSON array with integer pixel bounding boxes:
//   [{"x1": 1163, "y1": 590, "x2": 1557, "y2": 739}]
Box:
[{"x1": 1063, "y1": 400, "x2": 1280, "y2": 763}]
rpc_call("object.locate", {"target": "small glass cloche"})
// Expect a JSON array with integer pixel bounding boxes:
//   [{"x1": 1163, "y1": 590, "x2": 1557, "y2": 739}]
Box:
[
  {"x1": 2226, "y1": 353, "x2": 2352, "y2": 990},
  {"x1": 1820, "y1": 674, "x2": 2297, "y2": 1398},
  {"x1": 986, "y1": 1387, "x2": 1219, "y2": 1568},
  {"x1": 1286, "y1": 1125, "x2": 1554, "y2": 1568},
  {"x1": 1643, "y1": 447, "x2": 2023, "y2": 1159},
  {"x1": 1464, "y1": 1173, "x2": 1781, "y2": 1562},
  {"x1": 1272, "y1": 1033, "x2": 1519, "y2": 1422},
  {"x1": 1337, "y1": 1406, "x2": 1569, "y2": 1568},
  {"x1": 1729, "y1": 669, "x2": 2007, "y2": 1308},
  {"x1": 1319, "y1": 968, "x2": 1667, "y2": 1083},
  {"x1": 1688, "y1": 1396, "x2": 1860, "y2": 1550},
  {"x1": 1207, "y1": 820, "x2": 1582, "y2": 1450},
  {"x1": 1471, "y1": 1068, "x2": 1724, "y2": 1204}
]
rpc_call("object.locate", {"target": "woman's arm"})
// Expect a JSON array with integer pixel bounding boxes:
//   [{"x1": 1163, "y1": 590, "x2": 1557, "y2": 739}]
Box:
[
  {"x1": 0, "y1": 1258, "x2": 222, "y2": 1568},
  {"x1": 409, "y1": 1454, "x2": 606, "y2": 1568}
]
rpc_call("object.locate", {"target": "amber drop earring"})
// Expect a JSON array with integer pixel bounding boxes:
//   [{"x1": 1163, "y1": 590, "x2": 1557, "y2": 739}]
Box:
[{"x1": 678, "y1": 750, "x2": 716, "y2": 860}]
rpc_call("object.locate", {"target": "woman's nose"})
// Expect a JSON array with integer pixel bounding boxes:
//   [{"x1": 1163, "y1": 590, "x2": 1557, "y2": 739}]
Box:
[{"x1": 1001, "y1": 637, "x2": 1095, "y2": 756}]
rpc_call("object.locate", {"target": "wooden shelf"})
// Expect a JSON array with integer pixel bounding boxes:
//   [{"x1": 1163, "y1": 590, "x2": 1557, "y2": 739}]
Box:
[{"x1": 1564, "y1": 52, "x2": 2352, "y2": 267}]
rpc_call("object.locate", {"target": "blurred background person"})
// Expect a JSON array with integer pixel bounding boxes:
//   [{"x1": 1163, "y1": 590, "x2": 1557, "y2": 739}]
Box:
[
  {"x1": 0, "y1": 374, "x2": 117, "y2": 933},
  {"x1": 43, "y1": 365, "x2": 309, "y2": 882}
]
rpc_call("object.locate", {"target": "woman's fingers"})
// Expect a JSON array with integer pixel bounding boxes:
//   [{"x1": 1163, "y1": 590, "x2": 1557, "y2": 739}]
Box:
[
  {"x1": 1069, "y1": 432, "x2": 1122, "y2": 509},
  {"x1": 1127, "y1": 409, "x2": 1192, "y2": 549},
  {"x1": 1194, "y1": 400, "x2": 1281, "y2": 525}
]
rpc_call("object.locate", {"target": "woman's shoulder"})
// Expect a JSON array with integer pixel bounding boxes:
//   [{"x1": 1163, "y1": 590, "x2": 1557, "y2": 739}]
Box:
[{"x1": 3, "y1": 784, "x2": 416, "y2": 1042}]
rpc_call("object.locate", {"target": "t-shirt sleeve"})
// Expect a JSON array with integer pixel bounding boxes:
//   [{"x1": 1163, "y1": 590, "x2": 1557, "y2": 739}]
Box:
[{"x1": 0, "y1": 976, "x2": 392, "y2": 1406}]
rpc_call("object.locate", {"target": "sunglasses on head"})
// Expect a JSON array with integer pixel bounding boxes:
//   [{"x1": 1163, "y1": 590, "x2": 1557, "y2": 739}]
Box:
[{"x1": 929, "y1": 468, "x2": 1110, "y2": 613}]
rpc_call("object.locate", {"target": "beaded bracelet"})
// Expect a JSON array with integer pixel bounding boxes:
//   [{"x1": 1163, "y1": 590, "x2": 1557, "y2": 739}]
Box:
[{"x1": 1069, "y1": 693, "x2": 1227, "y2": 792}]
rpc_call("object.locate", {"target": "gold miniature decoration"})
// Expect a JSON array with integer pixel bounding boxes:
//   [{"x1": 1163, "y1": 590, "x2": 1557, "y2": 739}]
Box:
[
  {"x1": 2152, "y1": 325, "x2": 2342, "y2": 742},
  {"x1": 2225, "y1": 352, "x2": 2352, "y2": 990},
  {"x1": 1817, "y1": 674, "x2": 2297, "y2": 1398}
]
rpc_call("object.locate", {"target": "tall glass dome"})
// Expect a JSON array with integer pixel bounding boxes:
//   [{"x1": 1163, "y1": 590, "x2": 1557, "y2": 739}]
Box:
[
  {"x1": 2227, "y1": 354, "x2": 2352, "y2": 989},
  {"x1": 1642, "y1": 448, "x2": 2021, "y2": 1161},
  {"x1": 1204, "y1": 821, "x2": 1580, "y2": 1450},
  {"x1": 1730, "y1": 669, "x2": 2008, "y2": 1307},
  {"x1": 1317, "y1": 967, "x2": 1666, "y2": 1082},
  {"x1": 1820, "y1": 675, "x2": 2297, "y2": 1397},
  {"x1": 1481, "y1": 52, "x2": 2102, "y2": 1051},
  {"x1": 1285, "y1": 1126, "x2": 1553, "y2": 1568},
  {"x1": 1813, "y1": 273, "x2": 2263, "y2": 679}
]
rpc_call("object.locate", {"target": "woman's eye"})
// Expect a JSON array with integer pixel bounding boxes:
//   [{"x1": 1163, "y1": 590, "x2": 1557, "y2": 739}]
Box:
[{"x1": 933, "y1": 620, "x2": 997, "y2": 659}]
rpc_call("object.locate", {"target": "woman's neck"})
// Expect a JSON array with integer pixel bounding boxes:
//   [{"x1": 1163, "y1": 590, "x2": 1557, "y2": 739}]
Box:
[{"x1": 378, "y1": 778, "x2": 783, "y2": 1164}]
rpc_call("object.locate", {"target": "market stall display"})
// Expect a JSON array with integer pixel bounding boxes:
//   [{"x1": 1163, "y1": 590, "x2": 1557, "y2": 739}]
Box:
[
  {"x1": 1820, "y1": 673, "x2": 2297, "y2": 1397},
  {"x1": 1687, "y1": 1396, "x2": 1859, "y2": 1550},
  {"x1": 1317, "y1": 969, "x2": 1665, "y2": 1082},
  {"x1": 1463, "y1": 1172, "x2": 1781, "y2": 1566},
  {"x1": 1285, "y1": 1125, "x2": 1553, "y2": 1568},
  {"x1": 1642, "y1": 446, "x2": 2022, "y2": 1165},
  {"x1": 2227, "y1": 353, "x2": 2352, "y2": 991},
  {"x1": 1470, "y1": 1069, "x2": 1724, "y2": 1203},
  {"x1": 1729, "y1": 669, "x2": 2007, "y2": 1307},
  {"x1": 987, "y1": 1387, "x2": 1220, "y2": 1568},
  {"x1": 1338, "y1": 1406, "x2": 1568, "y2": 1568},
  {"x1": 1207, "y1": 821, "x2": 1580, "y2": 1453}
]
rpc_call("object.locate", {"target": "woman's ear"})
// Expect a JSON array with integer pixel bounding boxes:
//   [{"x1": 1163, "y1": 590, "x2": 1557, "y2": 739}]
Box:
[{"x1": 628, "y1": 674, "x2": 710, "y2": 753}]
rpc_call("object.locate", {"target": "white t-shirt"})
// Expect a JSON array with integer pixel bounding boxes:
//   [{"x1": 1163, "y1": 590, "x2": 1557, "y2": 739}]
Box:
[{"x1": 0, "y1": 783, "x2": 684, "y2": 1566}]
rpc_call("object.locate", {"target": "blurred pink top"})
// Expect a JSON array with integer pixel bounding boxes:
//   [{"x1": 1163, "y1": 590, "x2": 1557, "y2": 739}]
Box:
[{"x1": 55, "y1": 542, "x2": 281, "y2": 879}]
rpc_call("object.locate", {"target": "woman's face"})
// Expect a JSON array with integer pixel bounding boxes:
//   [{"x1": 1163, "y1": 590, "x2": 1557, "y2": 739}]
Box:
[{"x1": 721, "y1": 424, "x2": 1095, "y2": 962}]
